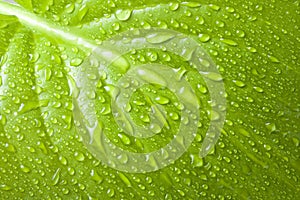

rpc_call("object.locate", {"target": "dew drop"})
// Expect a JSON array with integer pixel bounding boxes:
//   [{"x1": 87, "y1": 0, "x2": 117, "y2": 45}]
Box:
[
  {"x1": 226, "y1": 7, "x2": 235, "y2": 13},
  {"x1": 268, "y1": 55, "x2": 280, "y2": 63},
  {"x1": 74, "y1": 152, "x2": 85, "y2": 161},
  {"x1": 20, "y1": 164, "x2": 31, "y2": 173},
  {"x1": 198, "y1": 33, "x2": 211, "y2": 42},
  {"x1": 118, "y1": 172, "x2": 132, "y2": 187},
  {"x1": 154, "y1": 96, "x2": 170, "y2": 105},
  {"x1": 0, "y1": 184, "x2": 12, "y2": 191},
  {"x1": 266, "y1": 122, "x2": 276, "y2": 133},
  {"x1": 247, "y1": 46, "x2": 257, "y2": 53},
  {"x1": 52, "y1": 168, "x2": 61, "y2": 186},
  {"x1": 65, "y1": 3, "x2": 75, "y2": 14},
  {"x1": 90, "y1": 169, "x2": 103, "y2": 183},
  {"x1": 181, "y1": 2, "x2": 201, "y2": 8},
  {"x1": 254, "y1": 86, "x2": 264, "y2": 93},
  {"x1": 115, "y1": 9, "x2": 132, "y2": 21},
  {"x1": 220, "y1": 38, "x2": 238, "y2": 46},
  {"x1": 70, "y1": 58, "x2": 83, "y2": 67},
  {"x1": 208, "y1": 4, "x2": 220, "y2": 11},
  {"x1": 169, "y1": 2, "x2": 180, "y2": 11},
  {"x1": 118, "y1": 133, "x2": 131, "y2": 145},
  {"x1": 5, "y1": 143, "x2": 16, "y2": 153},
  {"x1": 59, "y1": 155, "x2": 68, "y2": 165},
  {"x1": 233, "y1": 80, "x2": 246, "y2": 87}
]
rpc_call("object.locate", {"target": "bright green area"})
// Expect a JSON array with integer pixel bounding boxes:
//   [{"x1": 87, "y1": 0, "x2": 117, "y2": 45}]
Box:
[{"x1": 0, "y1": 0, "x2": 299, "y2": 199}]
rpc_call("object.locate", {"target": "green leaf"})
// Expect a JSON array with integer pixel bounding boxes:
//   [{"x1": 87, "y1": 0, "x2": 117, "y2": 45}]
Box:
[{"x1": 0, "y1": 0, "x2": 299, "y2": 199}]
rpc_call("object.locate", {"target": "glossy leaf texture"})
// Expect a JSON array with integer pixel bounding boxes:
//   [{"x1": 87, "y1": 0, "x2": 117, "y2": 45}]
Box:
[{"x1": 0, "y1": 0, "x2": 299, "y2": 199}]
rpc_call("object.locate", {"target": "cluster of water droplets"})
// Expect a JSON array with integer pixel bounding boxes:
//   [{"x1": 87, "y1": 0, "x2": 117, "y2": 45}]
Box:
[{"x1": 72, "y1": 28, "x2": 226, "y2": 173}]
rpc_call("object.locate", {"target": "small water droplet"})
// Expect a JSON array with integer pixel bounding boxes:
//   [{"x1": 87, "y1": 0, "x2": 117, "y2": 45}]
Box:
[
  {"x1": 154, "y1": 96, "x2": 170, "y2": 105},
  {"x1": 0, "y1": 184, "x2": 12, "y2": 191},
  {"x1": 198, "y1": 34, "x2": 211, "y2": 42},
  {"x1": 20, "y1": 164, "x2": 31, "y2": 173},
  {"x1": 226, "y1": 7, "x2": 235, "y2": 13},
  {"x1": 254, "y1": 86, "x2": 264, "y2": 93},
  {"x1": 181, "y1": 2, "x2": 201, "y2": 8},
  {"x1": 247, "y1": 46, "x2": 257, "y2": 53},
  {"x1": 115, "y1": 9, "x2": 132, "y2": 21},
  {"x1": 90, "y1": 169, "x2": 103, "y2": 183},
  {"x1": 220, "y1": 38, "x2": 238, "y2": 46},
  {"x1": 169, "y1": 2, "x2": 180, "y2": 11},
  {"x1": 59, "y1": 155, "x2": 68, "y2": 165},
  {"x1": 266, "y1": 122, "x2": 276, "y2": 133},
  {"x1": 233, "y1": 80, "x2": 246, "y2": 87},
  {"x1": 70, "y1": 58, "x2": 83, "y2": 67},
  {"x1": 208, "y1": 4, "x2": 220, "y2": 11},
  {"x1": 65, "y1": 3, "x2": 75, "y2": 14},
  {"x1": 118, "y1": 172, "x2": 132, "y2": 187},
  {"x1": 112, "y1": 22, "x2": 120, "y2": 31},
  {"x1": 74, "y1": 151, "x2": 85, "y2": 161},
  {"x1": 52, "y1": 168, "x2": 61, "y2": 185},
  {"x1": 236, "y1": 30, "x2": 245, "y2": 37},
  {"x1": 268, "y1": 55, "x2": 280, "y2": 63},
  {"x1": 118, "y1": 133, "x2": 131, "y2": 145},
  {"x1": 5, "y1": 143, "x2": 16, "y2": 153},
  {"x1": 107, "y1": 188, "x2": 115, "y2": 197}
]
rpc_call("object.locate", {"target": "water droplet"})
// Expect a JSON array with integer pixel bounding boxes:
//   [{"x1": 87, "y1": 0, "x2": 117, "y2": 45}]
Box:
[
  {"x1": 233, "y1": 80, "x2": 246, "y2": 87},
  {"x1": 226, "y1": 7, "x2": 235, "y2": 13},
  {"x1": 112, "y1": 22, "x2": 120, "y2": 31},
  {"x1": 181, "y1": 2, "x2": 201, "y2": 8},
  {"x1": 67, "y1": 167, "x2": 75, "y2": 176},
  {"x1": 215, "y1": 20, "x2": 225, "y2": 27},
  {"x1": 20, "y1": 164, "x2": 31, "y2": 173},
  {"x1": 90, "y1": 169, "x2": 103, "y2": 183},
  {"x1": 236, "y1": 30, "x2": 245, "y2": 37},
  {"x1": 107, "y1": 188, "x2": 115, "y2": 197},
  {"x1": 154, "y1": 96, "x2": 170, "y2": 105},
  {"x1": 254, "y1": 86, "x2": 264, "y2": 93},
  {"x1": 197, "y1": 84, "x2": 208, "y2": 94},
  {"x1": 118, "y1": 133, "x2": 131, "y2": 145},
  {"x1": 115, "y1": 9, "x2": 132, "y2": 21},
  {"x1": 52, "y1": 168, "x2": 61, "y2": 185},
  {"x1": 65, "y1": 3, "x2": 75, "y2": 14},
  {"x1": 268, "y1": 55, "x2": 280, "y2": 63},
  {"x1": 198, "y1": 33, "x2": 211, "y2": 42},
  {"x1": 78, "y1": 5, "x2": 89, "y2": 21},
  {"x1": 208, "y1": 4, "x2": 220, "y2": 11},
  {"x1": 146, "y1": 51, "x2": 158, "y2": 62},
  {"x1": 247, "y1": 46, "x2": 257, "y2": 53},
  {"x1": 220, "y1": 38, "x2": 238, "y2": 46},
  {"x1": 266, "y1": 122, "x2": 276, "y2": 133},
  {"x1": 74, "y1": 152, "x2": 85, "y2": 161},
  {"x1": 239, "y1": 128, "x2": 251, "y2": 137},
  {"x1": 118, "y1": 172, "x2": 132, "y2": 187},
  {"x1": 0, "y1": 184, "x2": 12, "y2": 191},
  {"x1": 169, "y1": 2, "x2": 180, "y2": 11},
  {"x1": 59, "y1": 156, "x2": 68, "y2": 165},
  {"x1": 70, "y1": 58, "x2": 83, "y2": 67},
  {"x1": 5, "y1": 143, "x2": 16, "y2": 153},
  {"x1": 190, "y1": 154, "x2": 203, "y2": 167}
]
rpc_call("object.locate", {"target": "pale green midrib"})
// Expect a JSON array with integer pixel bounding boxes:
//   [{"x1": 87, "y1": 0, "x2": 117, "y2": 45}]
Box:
[{"x1": 0, "y1": 1, "x2": 97, "y2": 50}]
